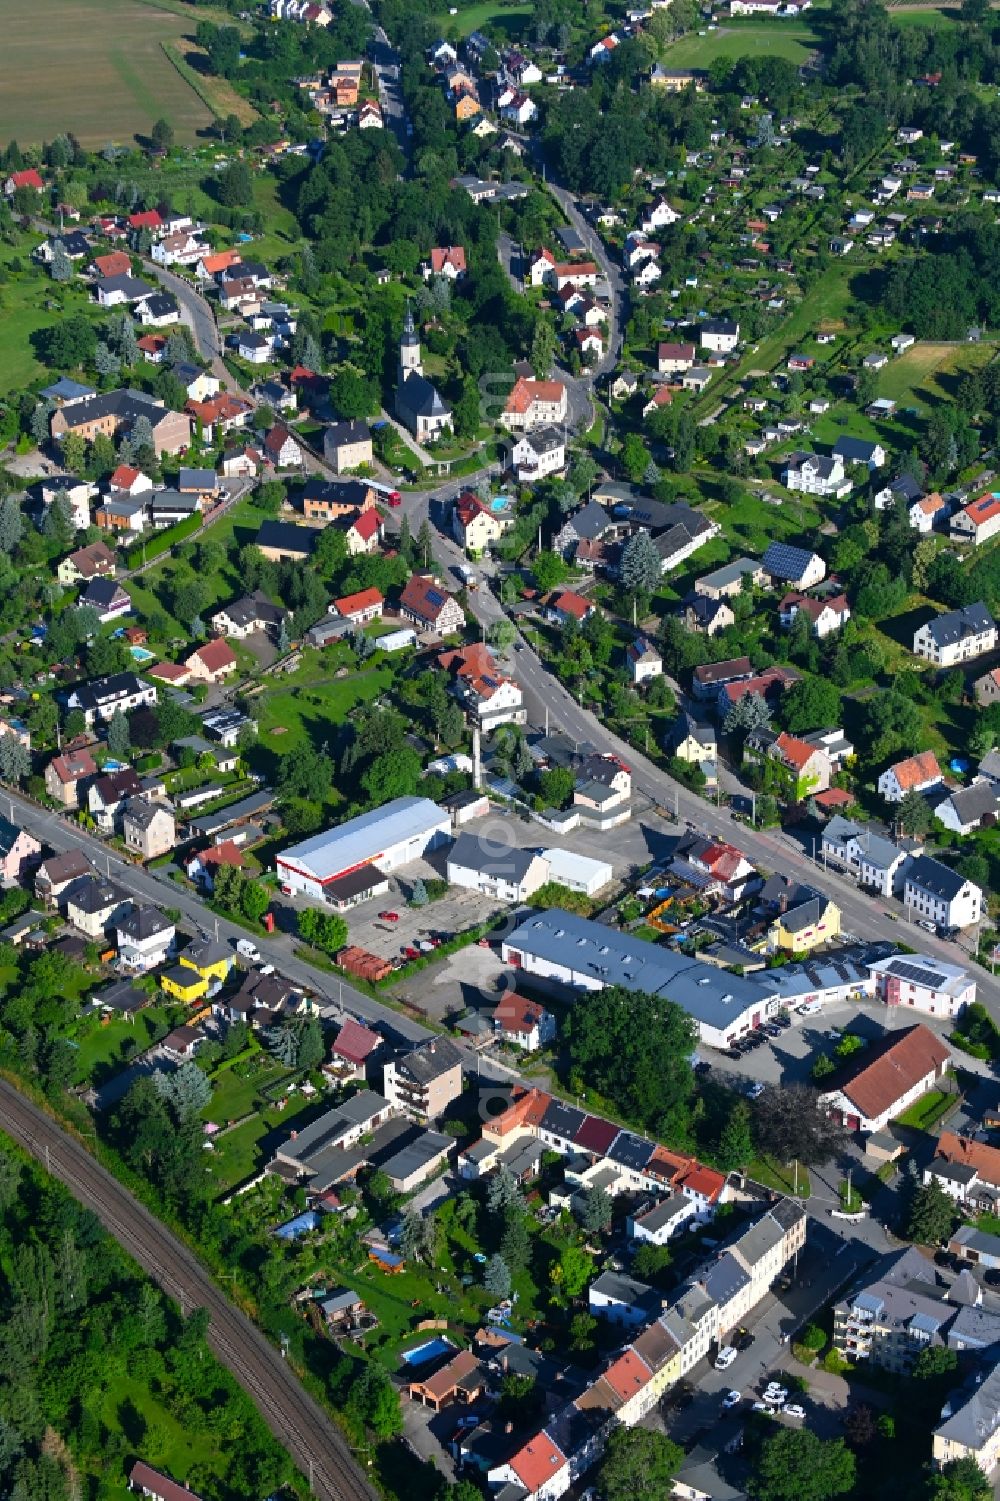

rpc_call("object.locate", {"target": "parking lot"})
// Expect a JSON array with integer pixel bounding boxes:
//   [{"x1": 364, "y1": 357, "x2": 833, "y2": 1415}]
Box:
[
  {"x1": 345, "y1": 857, "x2": 503, "y2": 965},
  {"x1": 699, "y1": 992, "x2": 963, "y2": 1092}
]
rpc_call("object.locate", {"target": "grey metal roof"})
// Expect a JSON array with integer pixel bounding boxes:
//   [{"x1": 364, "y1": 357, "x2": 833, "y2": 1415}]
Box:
[
  {"x1": 278, "y1": 796, "x2": 445, "y2": 882},
  {"x1": 696, "y1": 557, "x2": 761, "y2": 591},
  {"x1": 590, "y1": 1270, "x2": 656, "y2": 1307}
]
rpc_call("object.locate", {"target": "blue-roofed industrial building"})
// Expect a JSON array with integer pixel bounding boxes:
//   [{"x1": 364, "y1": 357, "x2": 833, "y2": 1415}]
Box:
[{"x1": 501, "y1": 909, "x2": 880, "y2": 1047}]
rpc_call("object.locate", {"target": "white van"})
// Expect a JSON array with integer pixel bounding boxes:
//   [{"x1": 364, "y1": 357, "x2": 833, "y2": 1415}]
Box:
[{"x1": 236, "y1": 938, "x2": 261, "y2": 964}]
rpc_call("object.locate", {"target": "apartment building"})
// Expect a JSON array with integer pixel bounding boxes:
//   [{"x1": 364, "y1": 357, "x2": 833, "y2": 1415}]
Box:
[{"x1": 383, "y1": 1037, "x2": 464, "y2": 1122}]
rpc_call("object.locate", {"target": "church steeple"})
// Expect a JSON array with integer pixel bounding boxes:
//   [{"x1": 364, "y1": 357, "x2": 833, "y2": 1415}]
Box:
[{"x1": 398, "y1": 302, "x2": 422, "y2": 379}]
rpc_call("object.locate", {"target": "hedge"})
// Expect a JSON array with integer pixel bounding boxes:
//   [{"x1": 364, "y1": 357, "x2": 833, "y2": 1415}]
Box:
[{"x1": 124, "y1": 510, "x2": 202, "y2": 566}]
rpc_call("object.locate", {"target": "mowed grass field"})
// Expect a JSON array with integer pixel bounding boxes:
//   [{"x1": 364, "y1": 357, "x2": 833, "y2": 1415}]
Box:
[
  {"x1": 876, "y1": 340, "x2": 997, "y2": 410},
  {"x1": 0, "y1": 0, "x2": 214, "y2": 148},
  {"x1": 663, "y1": 22, "x2": 819, "y2": 67}
]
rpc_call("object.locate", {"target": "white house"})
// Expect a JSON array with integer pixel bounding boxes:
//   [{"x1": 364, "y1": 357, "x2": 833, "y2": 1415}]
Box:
[
  {"x1": 628, "y1": 1195, "x2": 697, "y2": 1245},
  {"x1": 877, "y1": 751, "x2": 943, "y2": 804},
  {"x1": 115, "y1": 906, "x2": 175, "y2": 974},
  {"x1": 700, "y1": 319, "x2": 740, "y2": 354},
  {"x1": 507, "y1": 426, "x2": 566, "y2": 483},
  {"x1": 447, "y1": 833, "x2": 551, "y2": 902},
  {"x1": 821, "y1": 816, "x2": 911, "y2": 898},
  {"x1": 868, "y1": 953, "x2": 975, "y2": 1021},
  {"x1": 627, "y1": 636, "x2": 663, "y2": 685},
  {"x1": 818, "y1": 1022, "x2": 951, "y2": 1133},
  {"x1": 781, "y1": 452, "x2": 851, "y2": 498},
  {"x1": 912, "y1": 602, "x2": 997, "y2": 667},
  {"x1": 903, "y1": 855, "x2": 983, "y2": 930}
]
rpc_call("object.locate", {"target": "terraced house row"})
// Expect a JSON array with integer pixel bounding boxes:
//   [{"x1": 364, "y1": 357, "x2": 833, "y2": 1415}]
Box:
[{"x1": 472, "y1": 1175, "x2": 805, "y2": 1501}]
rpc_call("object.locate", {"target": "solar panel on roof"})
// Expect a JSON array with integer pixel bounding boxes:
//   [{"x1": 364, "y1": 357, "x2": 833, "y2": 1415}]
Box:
[{"x1": 890, "y1": 960, "x2": 946, "y2": 988}]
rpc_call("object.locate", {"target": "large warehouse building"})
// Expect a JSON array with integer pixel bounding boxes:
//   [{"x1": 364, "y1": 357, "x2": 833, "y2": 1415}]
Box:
[{"x1": 276, "y1": 796, "x2": 451, "y2": 902}]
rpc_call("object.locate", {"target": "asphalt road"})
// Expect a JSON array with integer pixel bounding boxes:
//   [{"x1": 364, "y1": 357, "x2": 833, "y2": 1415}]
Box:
[
  {"x1": 144, "y1": 261, "x2": 235, "y2": 391},
  {"x1": 0, "y1": 1076, "x2": 377, "y2": 1501}
]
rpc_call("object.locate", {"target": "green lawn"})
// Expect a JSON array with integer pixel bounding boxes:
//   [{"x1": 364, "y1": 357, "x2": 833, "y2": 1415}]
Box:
[
  {"x1": 876, "y1": 340, "x2": 996, "y2": 411},
  {"x1": 207, "y1": 1085, "x2": 318, "y2": 1192},
  {"x1": 252, "y1": 656, "x2": 397, "y2": 787},
  {"x1": 749, "y1": 1155, "x2": 811, "y2": 1197},
  {"x1": 0, "y1": 238, "x2": 105, "y2": 388},
  {"x1": 101, "y1": 1371, "x2": 229, "y2": 1492},
  {"x1": 68, "y1": 1003, "x2": 181, "y2": 1085},
  {"x1": 202, "y1": 1054, "x2": 293, "y2": 1126},
  {"x1": 429, "y1": 1, "x2": 533, "y2": 38},
  {"x1": 894, "y1": 1088, "x2": 955, "y2": 1131},
  {"x1": 663, "y1": 22, "x2": 819, "y2": 68}
]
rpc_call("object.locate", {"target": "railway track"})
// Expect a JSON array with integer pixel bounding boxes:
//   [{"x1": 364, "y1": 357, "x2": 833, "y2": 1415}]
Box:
[{"x1": 0, "y1": 1079, "x2": 377, "y2": 1501}]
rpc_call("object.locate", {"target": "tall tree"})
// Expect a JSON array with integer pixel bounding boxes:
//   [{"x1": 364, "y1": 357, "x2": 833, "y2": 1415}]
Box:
[
  {"x1": 751, "y1": 1083, "x2": 846, "y2": 1168},
  {"x1": 599, "y1": 1427, "x2": 684, "y2": 1501},
  {"x1": 750, "y1": 1430, "x2": 855, "y2": 1501}
]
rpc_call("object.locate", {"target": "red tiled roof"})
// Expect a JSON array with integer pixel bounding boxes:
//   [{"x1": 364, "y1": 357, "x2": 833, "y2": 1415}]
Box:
[
  {"x1": 964, "y1": 493, "x2": 1000, "y2": 526},
  {"x1": 196, "y1": 840, "x2": 244, "y2": 870},
  {"x1": 430, "y1": 245, "x2": 466, "y2": 274},
  {"x1": 188, "y1": 638, "x2": 237, "y2": 675},
  {"x1": 93, "y1": 250, "x2": 131, "y2": 279},
  {"x1": 128, "y1": 209, "x2": 162, "y2": 230},
  {"x1": 350, "y1": 508, "x2": 381, "y2": 542},
  {"x1": 505, "y1": 376, "x2": 565, "y2": 414},
  {"x1": 815, "y1": 788, "x2": 854, "y2": 809},
  {"x1": 335, "y1": 587, "x2": 384, "y2": 617},
  {"x1": 832, "y1": 1023, "x2": 950, "y2": 1122},
  {"x1": 48, "y1": 749, "x2": 97, "y2": 785},
  {"x1": 774, "y1": 731, "x2": 818, "y2": 772},
  {"x1": 400, "y1": 574, "x2": 460, "y2": 624},
  {"x1": 573, "y1": 1114, "x2": 620, "y2": 1154},
  {"x1": 658, "y1": 342, "x2": 695, "y2": 361},
  {"x1": 548, "y1": 589, "x2": 591, "y2": 620},
  {"x1": 10, "y1": 169, "x2": 43, "y2": 190},
  {"x1": 603, "y1": 1350, "x2": 652, "y2": 1401},
  {"x1": 509, "y1": 1432, "x2": 567, "y2": 1493},
  {"x1": 200, "y1": 249, "x2": 241, "y2": 274},
  {"x1": 111, "y1": 464, "x2": 141, "y2": 489},
  {"x1": 128, "y1": 1462, "x2": 200, "y2": 1501},
  {"x1": 888, "y1": 750, "x2": 942, "y2": 791},
  {"x1": 934, "y1": 1131, "x2": 1000, "y2": 1189},
  {"x1": 334, "y1": 1018, "x2": 381, "y2": 1064},
  {"x1": 678, "y1": 1162, "x2": 727, "y2": 1202},
  {"x1": 148, "y1": 662, "x2": 190, "y2": 683}
]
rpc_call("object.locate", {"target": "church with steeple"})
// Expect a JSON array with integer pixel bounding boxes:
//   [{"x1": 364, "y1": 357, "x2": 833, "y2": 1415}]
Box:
[{"x1": 395, "y1": 306, "x2": 453, "y2": 442}]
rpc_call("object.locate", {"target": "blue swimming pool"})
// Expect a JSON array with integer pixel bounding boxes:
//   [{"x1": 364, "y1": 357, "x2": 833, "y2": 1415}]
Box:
[
  {"x1": 400, "y1": 1337, "x2": 454, "y2": 1367},
  {"x1": 130, "y1": 646, "x2": 155, "y2": 665}
]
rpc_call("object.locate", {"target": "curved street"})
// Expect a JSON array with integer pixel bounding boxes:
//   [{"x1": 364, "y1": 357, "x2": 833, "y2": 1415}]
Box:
[{"x1": 0, "y1": 1077, "x2": 377, "y2": 1501}]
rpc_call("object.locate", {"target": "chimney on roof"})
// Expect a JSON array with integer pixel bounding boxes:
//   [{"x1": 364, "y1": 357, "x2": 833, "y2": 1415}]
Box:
[{"x1": 505, "y1": 1422, "x2": 514, "y2": 1435}]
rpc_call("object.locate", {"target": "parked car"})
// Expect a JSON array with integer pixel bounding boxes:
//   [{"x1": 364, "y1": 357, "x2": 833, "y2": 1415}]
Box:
[
  {"x1": 379, "y1": 910, "x2": 399, "y2": 922},
  {"x1": 917, "y1": 919, "x2": 936, "y2": 933},
  {"x1": 735, "y1": 1328, "x2": 754, "y2": 1351},
  {"x1": 721, "y1": 1390, "x2": 742, "y2": 1410},
  {"x1": 784, "y1": 1404, "x2": 806, "y2": 1421},
  {"x1": 714, "y1": 1346, "x2": 738, "y2": 1371}
]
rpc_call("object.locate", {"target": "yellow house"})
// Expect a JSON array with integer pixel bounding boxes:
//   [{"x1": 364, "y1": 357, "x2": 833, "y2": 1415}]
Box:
[
  {"x1": 455, "y1": 95, "x2": 482, "y2": 121},
  {"x1": 178, "y1": 936, "x2": 232, "y2": 988},
  {"x1": 453, "y1": 492, "x2": 505, "y2": 553},
  {"x1": 767, "y1": 894, "x2": 841, "y2": 955},
  {"x1": 160, "y1": 964, "x2": 209, "y2": 1004},
  {"x1": 630, "y1": 1321, "x2": 683, "y2": 1412}
]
